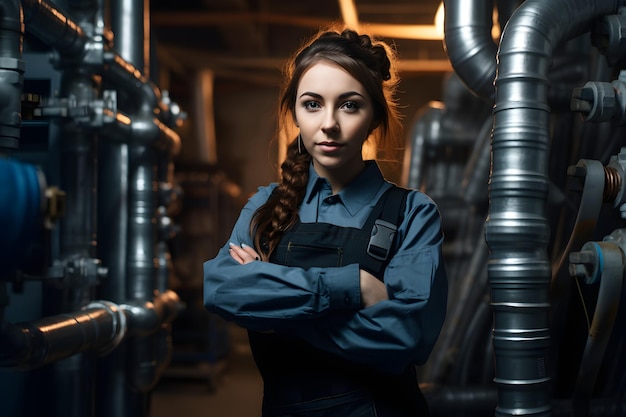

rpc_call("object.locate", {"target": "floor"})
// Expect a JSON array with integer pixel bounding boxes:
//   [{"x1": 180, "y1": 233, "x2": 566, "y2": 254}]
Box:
[{"x1": 151, "y1": 324, "x2": 263, "y2": 417}]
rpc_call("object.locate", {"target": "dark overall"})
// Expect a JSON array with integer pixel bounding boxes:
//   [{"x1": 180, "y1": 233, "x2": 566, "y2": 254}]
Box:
[{"x1": 248, "y1": 187, "x2": 430, "y2": 417}]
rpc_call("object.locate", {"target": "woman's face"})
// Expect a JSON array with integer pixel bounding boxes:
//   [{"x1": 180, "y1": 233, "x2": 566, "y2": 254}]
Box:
[{"x1": 294, "y1": 61, "x2": 376, "y2": 188}]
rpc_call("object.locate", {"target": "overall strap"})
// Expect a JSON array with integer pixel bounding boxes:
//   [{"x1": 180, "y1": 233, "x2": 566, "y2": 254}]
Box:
[{"x1": 361, "y1": 185, "x2": 410, "y2": 279}]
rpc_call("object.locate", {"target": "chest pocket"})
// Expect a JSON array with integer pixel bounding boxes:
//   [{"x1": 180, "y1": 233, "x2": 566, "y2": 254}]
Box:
[
  {"x1": 273, "y1": 223, "x2": 370, "y2": 270},
  {"x1": 285, "y1": 241, "x2": 344, "y2": 268},
  {"x1": 269, "y1": 186, "x2": 409, "y2": 277}
]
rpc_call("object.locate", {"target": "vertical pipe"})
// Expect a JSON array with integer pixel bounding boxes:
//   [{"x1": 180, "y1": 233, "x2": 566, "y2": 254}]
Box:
[
  {"x1": 486, "y1": 1, "x2": 620, "y2": 416},
  {"x1": 102, "y1": 0, "x2": 161, "y2": 414},
  {"x1": 58, "y1": 72, "x2": 98, "y2": 273},
  {"x1": 0, "y1": 0, "x2": 24, "y2": 151},
  {"x1": 54, "y1": 69, "x2": 99, "y2": 417},
  {"x1": 109, "y1": 0, "x2": 146, "y2": 74},
  {"x1": 403, "y1": 104, "x2": 443, "y2": 190},
  {"x1": 126, "y1": 140, "x2": 159, "y2": 394},
  {"x1": 191, "y1": 70, "x2": 218, "y2": 165},
  {"x1": 126, "y1": 142, "x2": 157, "y2": 302},
  {"x1": 96, "y1": 0, "x2": 148, "y2": 414}
]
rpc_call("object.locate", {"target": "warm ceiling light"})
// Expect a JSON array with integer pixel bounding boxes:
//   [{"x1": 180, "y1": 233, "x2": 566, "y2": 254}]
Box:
[
  {"x1": 357, "y1": 1, "x2": 445, "y2": 40},
  {"x1": 361, "y1": 23, "x2": 442, "y2": 40},
  {"x1": 338, "y1": 0, "x2": 359, "y2": 29},
  {"x1": 434, "y1": 2, "x2": 444, "y2": 37}
]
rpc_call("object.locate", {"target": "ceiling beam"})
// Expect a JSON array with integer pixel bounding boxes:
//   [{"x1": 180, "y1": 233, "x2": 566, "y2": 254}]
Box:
[
  {"x1": 157, "y1": 44, "x2": 451, "y2": 74},
  {"x1": 151, "y1": 10, "x2": 444, "y2": 40},
  {"x1": 152, "y1": 11, "x2": 331, "y2": 30}
]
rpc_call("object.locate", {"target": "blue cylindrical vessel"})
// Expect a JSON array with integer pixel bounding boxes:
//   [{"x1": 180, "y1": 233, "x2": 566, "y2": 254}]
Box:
[{"x1": 0, "y1": 157, "x2": 44, "y2": 276}]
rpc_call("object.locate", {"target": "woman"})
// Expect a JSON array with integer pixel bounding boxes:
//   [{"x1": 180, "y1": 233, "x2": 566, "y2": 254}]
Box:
[{"x1": 204, "y1": 28, "x2": 447, "y2": 417}]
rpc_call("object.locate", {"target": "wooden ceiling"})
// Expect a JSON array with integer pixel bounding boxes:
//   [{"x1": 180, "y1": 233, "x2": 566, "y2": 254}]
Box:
[{"x1": 150, "y1": 0, "x2": 451, "y2": 85}]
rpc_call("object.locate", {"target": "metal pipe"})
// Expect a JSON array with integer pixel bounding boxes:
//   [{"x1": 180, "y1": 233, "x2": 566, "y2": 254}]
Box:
[
  {"x1": 101, "y1": 52, "x2": 180, "y2": 154},
  {"x1": 462, "y1": 116, "x2": 492, "y2": 207},
  {"x1": 443, "y1": 0, "x2": 497, "y2": 101},
  {"x1": 485, "y1": 1, "x2": 621, "y2": 416},
  {"x1": 126, "y1": 143, "x2": 157, "y2": 302},
  {"x1": 109, "y1": 0, "x2": 147, "y2": 76},
  {"x1": 21, "y1": 0, "x2": 87, "y2": 58},
  {"x1": 0, "y1": 301, "x2": 126, "y2": 369},
  {"x1": 0, "y1": 290, "x2": 178, "y2": 370},
  {"x1": 53, "y1": 66, "x2": 102, "y2": 417},
  {"x1": 122, "y1": 290, "x2": 179, "y2": 391},
  {"x1": 101, "y1": 0, "x2": 179, "y2": 407},
  {"x1": 0, "y1": 0, "x2": 24, "y2": 150},
  {"x1": 98, "y1": 0, "x2": 153, "y2": 410},
  {"x1": 403, "y1": 103, "x2": 443, "y2": 190},
  {"x1": 121, "y1": 290, "x2": 179, "y2": 337},
  {"x1": 19, "y1": 0, "x2": 179, "y2": 155},
  {"x1": 57, "y1": 70, "x2": 99, "y2": 281}
]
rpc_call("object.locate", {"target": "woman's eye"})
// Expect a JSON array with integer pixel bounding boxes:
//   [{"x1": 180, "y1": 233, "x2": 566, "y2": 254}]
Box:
[
  {"x1": 303, "y1": 101, "x2": 320, "y2": 110},
  {"x1": 342, "y1": 101, "x2": 359, "y2": 112}
]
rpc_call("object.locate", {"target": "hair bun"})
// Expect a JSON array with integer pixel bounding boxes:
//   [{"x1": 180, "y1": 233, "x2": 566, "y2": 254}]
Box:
[{"x1": 341, "y1": 29, "x2": 391, "y2": 81}]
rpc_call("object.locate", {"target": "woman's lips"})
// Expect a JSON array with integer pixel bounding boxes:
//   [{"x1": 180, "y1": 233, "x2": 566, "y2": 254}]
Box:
[{"x1": 317, "y1": 142, "x2": 343, "y2": 152}]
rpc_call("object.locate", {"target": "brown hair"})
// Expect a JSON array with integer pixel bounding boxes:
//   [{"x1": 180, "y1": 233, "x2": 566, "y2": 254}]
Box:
[{"x1": 251, "y1": 28, "x2": 402, "y2": 260}]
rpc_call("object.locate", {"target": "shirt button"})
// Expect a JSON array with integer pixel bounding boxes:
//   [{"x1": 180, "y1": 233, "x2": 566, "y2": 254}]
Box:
[{"x1": 344, "y1": 297, "x2": 351, "y2": 305}]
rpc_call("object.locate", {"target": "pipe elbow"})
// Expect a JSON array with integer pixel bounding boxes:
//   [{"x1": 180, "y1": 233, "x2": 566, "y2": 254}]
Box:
[
  {"x1": 444, "y1": 25, "x2": 497, "y2": 100},
  {"x1": 443, "y1": 0, "x2": 498, "y2": 100},
  {"x1": 131, "y1": 112, "x2": 160, "y2": 146},
  {"x1": 121, "y1": 290, "x2": 181, "y2": 336}
]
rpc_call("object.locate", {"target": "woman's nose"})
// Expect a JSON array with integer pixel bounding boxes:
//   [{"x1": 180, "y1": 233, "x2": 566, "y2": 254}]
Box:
[{"x1": 321, "y1": 111, "x2": 339, "y2": 133}]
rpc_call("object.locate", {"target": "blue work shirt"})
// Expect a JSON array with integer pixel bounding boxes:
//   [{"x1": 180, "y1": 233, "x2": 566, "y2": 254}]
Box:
[{"x1": 203, "y1": 161, "x2": 448, "y2": 374}]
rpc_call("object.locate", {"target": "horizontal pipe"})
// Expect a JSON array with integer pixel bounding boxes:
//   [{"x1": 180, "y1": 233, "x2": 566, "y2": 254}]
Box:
[
  {"x1": 0, "y1": 301, "x2": 125, "y2": 368},
  {"x1": 0, "y1": 291, "x2": 180, "y2": 369},
  {"x1": 21, "y1": 0, "x2": 87, "y2": 57}
]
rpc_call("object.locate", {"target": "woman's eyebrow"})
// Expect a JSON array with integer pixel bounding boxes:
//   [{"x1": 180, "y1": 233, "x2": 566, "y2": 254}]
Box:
[
  {"x1": 298, "y1": 91, "x2": 365, "y2": 99},
  {"x1": 299, "y1": 91, "x2": 322, "y2": 99}
]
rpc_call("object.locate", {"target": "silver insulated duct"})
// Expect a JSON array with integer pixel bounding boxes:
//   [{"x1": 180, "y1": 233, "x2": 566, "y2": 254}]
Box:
[{"x1": 485, "y1": 0, "x2": 621, "y2": 416}]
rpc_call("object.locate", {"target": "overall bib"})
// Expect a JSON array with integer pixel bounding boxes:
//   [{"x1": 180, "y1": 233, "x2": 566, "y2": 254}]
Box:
[{"x1": 248, "y1": 187, "x2": 430, "y2": 417}]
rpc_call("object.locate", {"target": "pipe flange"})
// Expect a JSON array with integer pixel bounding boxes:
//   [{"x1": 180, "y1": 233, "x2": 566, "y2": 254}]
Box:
[{"x1": 83, "y1": 300, "x2": 127, "y2": 355}]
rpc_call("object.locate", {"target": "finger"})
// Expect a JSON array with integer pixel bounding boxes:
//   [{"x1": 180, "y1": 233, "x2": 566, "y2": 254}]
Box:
[
  {"x1": 240, "y1": 243, "x2": 261, "y2": 261},
  {"x1": 229, "y1": 243, "x2": 246, "y2": 264},
  {"x1": 229, "y1": 248, "x2": 244, "y2": 264}
]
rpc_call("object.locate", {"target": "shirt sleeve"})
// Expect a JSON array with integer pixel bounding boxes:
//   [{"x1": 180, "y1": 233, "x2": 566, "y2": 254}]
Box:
[
  {"x1": 203, "y1": 185, "x2": 363, "y2": 332},
  {"x1": 286, "y1": 191, "x2": 448, "y2": 374}
]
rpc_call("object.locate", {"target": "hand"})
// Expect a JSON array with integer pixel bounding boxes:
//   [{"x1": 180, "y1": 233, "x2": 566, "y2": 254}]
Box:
[
  {"x1": 229, "y1": 242, "x2": 261, "y2": 265},
  {"x1": 359, "y1": 269, "x2": 388, "y2": 308}
]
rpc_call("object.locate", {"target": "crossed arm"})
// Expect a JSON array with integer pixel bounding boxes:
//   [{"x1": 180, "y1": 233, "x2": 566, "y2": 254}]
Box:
[
  {"x1": 228, "y1": 242, "x2": 388, "y2": 308},
  {"x1": 203, "y1": 187, "x2": 448, "y2": 373}
]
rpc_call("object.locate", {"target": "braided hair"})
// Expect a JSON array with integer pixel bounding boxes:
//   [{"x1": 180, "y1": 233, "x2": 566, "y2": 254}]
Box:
[{"x1": 251, "y1": 28, "x2": 402, "y2": 260}]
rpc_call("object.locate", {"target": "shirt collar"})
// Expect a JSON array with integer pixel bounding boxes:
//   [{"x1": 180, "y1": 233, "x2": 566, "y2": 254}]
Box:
[{"x1": 304, "y1": 160, "x2": 386, "y2": 216}]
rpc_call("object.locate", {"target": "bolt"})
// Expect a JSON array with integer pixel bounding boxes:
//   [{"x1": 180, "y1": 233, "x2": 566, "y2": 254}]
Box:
[{"x1": 568, "y1": 250, "x2": 597, "y2": 280}]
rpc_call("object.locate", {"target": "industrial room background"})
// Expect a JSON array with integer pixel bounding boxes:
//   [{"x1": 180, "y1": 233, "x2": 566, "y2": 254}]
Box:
[{"x1": 2, "y1": 0, "x2": 626, "y2": 416}]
